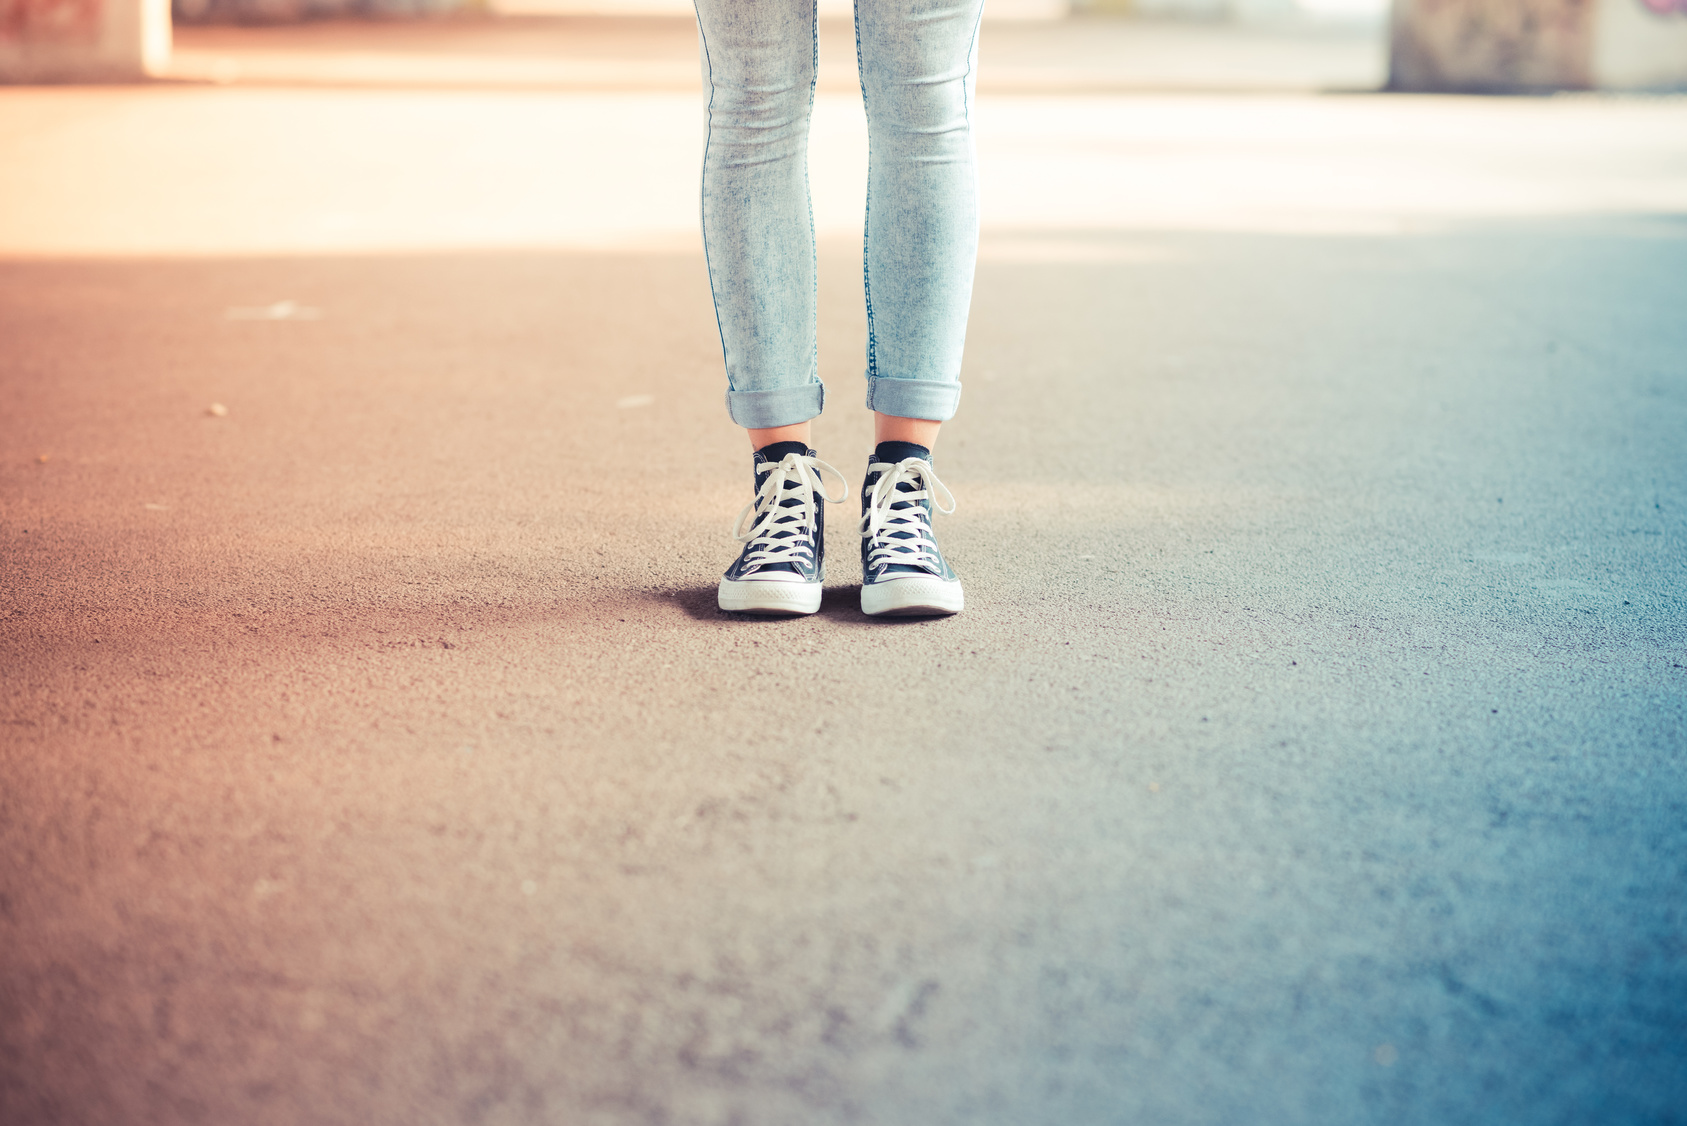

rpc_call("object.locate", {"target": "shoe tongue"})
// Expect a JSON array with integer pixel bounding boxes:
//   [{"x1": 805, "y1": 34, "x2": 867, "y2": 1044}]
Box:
[
  {"x1": 749, "y1": 441, "x2": 814, "y2": 575},
  {"x1": 868, "y1": 444, "x2": 935, "y2": 575},
  {"x1": 754, "y1": 440, "x2": 812, "y2": 490},
  {"x1": 873, "y1": 440, "x2": 930, "y2": 466}
]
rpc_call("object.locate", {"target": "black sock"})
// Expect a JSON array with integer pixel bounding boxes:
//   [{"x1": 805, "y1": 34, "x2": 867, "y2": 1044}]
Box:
[
  {"x1": 874, "y1": 440, "x2": 930, "y2": 465},
  {"x1": 755, "y1": 440, "x2": 811, "y2": 463}
]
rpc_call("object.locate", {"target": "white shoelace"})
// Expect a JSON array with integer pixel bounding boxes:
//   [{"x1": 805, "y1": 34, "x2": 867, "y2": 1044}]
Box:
[
  {"x1": 860, "y1": 457, "x2": 956, "y2": 574},
  {"x1": 731, "y1": 453, "x2": 849, "y2": 571}
]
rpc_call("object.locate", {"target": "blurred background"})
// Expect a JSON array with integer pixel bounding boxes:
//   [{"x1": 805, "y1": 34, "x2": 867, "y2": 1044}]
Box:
[
  {"x1": 3, "y1": 0, "x2": 1682, "y2": 257},
  {"x1": 164, "y1": 0, "x2": 1390, "y2": 27},
  {"x1": 2, "y1": 2, "x2": 1685, "y2": 1125}
]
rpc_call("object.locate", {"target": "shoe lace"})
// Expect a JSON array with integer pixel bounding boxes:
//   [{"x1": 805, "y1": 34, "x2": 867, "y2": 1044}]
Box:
[
  {"x1": 731, "y1": 452, "x2": 849, "y2": 569},
  {"x1": 860, "y1": 457, "x2": 956, "y2": 573}
]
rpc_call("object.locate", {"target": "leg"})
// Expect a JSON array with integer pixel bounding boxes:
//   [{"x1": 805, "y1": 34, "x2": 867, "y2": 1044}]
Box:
[
  {"x1": 856, "y1": 0, "x2": 985, "y2": 430},
  {"x1": 694, "y1": 0, "x2": 825, "y2": 436},
  {"x1": 853, "y1": 0, "x2": 981, "y2": 617},
  {"x1": 699, "y1": 0, "x2": 849, "y2": 613},
  {"x1": 874, "y1": 412, "x2": 940, "y2": 449},
  {"x1": 747, "y1": 420, "x2": 813, "y2": 450}
]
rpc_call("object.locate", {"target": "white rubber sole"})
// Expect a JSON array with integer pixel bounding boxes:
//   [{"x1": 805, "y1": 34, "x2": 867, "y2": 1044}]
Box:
[
  {"x1": 717, "y1": 577, "x2": 823, "y2": 616},
  {"x1": 861, "y1": 576, "x2": 964, "y2": 617}
]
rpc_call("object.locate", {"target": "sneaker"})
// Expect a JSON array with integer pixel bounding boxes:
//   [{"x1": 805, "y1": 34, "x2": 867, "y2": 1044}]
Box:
[
  {"x1": 718, "y1": 440, "x2": 848, "y2": 615},
  {"x1": 859, "y1": 441, "x2": 964, "y2": 617}
]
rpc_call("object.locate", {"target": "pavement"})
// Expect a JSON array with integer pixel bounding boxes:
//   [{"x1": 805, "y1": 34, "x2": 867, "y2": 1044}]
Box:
[{"x1": 2, "y1": 15, "x2": 1686, "y2": 1126}]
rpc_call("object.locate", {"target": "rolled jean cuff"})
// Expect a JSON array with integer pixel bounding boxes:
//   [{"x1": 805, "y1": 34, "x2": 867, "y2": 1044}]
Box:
[
  {"x1": 864, "y1": 374, "x2": 962, "y2": 423},
  {"x1": 726, "y1": 380, "x2": 825, "y2": 429}
]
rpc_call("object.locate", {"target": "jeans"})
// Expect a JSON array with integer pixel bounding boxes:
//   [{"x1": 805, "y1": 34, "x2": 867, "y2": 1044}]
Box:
[{"x1": 694, "y1": 0, "x2": 985, "y2": 429}]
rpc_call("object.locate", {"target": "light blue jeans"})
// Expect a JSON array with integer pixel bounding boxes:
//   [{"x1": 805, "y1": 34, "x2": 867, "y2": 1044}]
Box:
[{"x1": 694, "y1": 0, "x2": 985, "y2": 429}]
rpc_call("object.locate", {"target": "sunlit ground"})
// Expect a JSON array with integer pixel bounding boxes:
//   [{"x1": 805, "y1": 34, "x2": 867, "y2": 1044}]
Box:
[
  {"x1": 4, "y1": 67, "x2": 1684, "y2": 256},
  {"x1": 2, "y1": 15, "x2": 1685, "y2": 1126}
]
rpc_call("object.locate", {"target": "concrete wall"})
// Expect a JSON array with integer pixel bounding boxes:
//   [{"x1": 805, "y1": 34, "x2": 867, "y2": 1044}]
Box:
[
  {"x1": 1596, "y1": 0, "x2": 1687, "y2": 85},
  {"x1": 0, "y1": 0, "x2": 169, "y2": 80},
  {"x1": 165, "y1": 0, "x2": 1070, "y2": 22},
  {"x1": 1390, "y1": 0, "x2": 1687, "y2": 91},
  {"x1": 1129, "y1": 0, "x2": 1294, "y2": 17},
  {"x1": 1091, "y1": 0, "x2": 1386, "y2": 18},
  {"x1": 171, "y1": 0, "x2": 469, "y2": 21},
  {"x1": 486, "y1": 0, "x2": 1070, "y2": 17}
]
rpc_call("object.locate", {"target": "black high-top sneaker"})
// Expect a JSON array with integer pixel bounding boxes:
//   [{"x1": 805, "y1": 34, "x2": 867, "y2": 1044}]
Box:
[
  {"x1": 859, "y1": 441, "x2": 963, "y2": 617},
  {"x1": 718, "y1": 441, "x2": 848, "y2": 615}
]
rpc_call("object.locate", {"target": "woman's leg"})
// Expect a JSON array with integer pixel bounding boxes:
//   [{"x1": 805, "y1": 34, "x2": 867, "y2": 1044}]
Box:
[
  {"x1": 856, "y1": 0, "x2": 986, "y2": 437},
  {"x1": 852, "y1": 0, "x2": 980, "y2": 617},
  {"x1": 874, "y1": 413, "x2": 940, "y2": 448},
  {"x1": 694, "y1": 0, "x2": 825, "y2": 439},
  {"x1": 699, "y1": 0, "x2": 847, "y2": 616}
]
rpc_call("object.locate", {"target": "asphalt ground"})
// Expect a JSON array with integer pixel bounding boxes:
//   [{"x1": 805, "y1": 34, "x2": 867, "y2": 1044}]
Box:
[{"x1": 2, "y1": 18, "x2": 1686, "y2": 1126}]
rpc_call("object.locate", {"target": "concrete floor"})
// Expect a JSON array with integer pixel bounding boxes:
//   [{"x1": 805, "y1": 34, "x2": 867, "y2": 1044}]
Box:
[{"x1": 2, "y1": 17, "x2": 1686, "y2": 1126}]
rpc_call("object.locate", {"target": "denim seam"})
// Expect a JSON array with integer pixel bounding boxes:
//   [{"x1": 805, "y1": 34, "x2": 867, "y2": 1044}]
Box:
[
  {"x1": 692, "y1": 3, "x2": 736, "y2": 395},
  {"x1": 806, "y1": 0, "x2": 820, "y2": 390},
  {"x1": 963, "y1": 0, "x2": 983, "y2": 135},
  {"x1": 962, "y1": 0, "x2": 984, "y2": 409},
  {"x1": 854, "y1": 0, "x2": 878, "y2": 386}
]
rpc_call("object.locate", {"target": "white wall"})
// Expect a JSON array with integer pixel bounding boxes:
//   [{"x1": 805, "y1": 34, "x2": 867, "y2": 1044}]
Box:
[
  {"x1": 1129, "y1": 0, "x2": 1387, "y2": 19},
  {"x1": 0, "y1": 0, "x2": 171, "y2": 81},
  {"x1": 1594, "y1": 0, "x2": 1687, "y2": 88},
  {"x1": 490, "y1": 0, "x2": 1388, "y2": 19},
  {"x1": 493, "y1": 0, "x2": 1071, "y2": 18}
]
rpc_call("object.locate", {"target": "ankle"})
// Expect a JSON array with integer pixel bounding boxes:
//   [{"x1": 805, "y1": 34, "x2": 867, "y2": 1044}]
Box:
[
  {"x1": 872, "y1": 412, "x2": 940, "y2": 450},
  {"x1": 747, "y1": 421, "x2": 812, "y2": 451}
]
